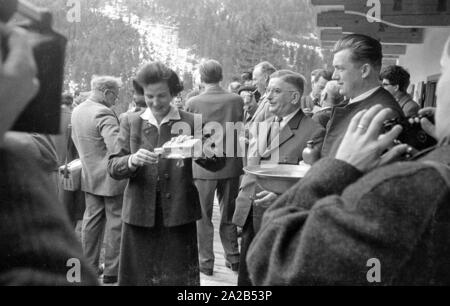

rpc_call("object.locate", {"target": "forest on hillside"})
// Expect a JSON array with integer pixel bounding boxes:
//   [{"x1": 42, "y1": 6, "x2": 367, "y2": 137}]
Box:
[{"x1": 25, "y1": 0, "x2": 330, "y2": 109}]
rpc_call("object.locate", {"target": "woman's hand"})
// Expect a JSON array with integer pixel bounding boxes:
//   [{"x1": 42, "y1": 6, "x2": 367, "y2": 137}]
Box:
[
  {"x1": 419, "y1": 107, "x2": 436, "y2": 140},
  {"x1": 254, "y1": 190, "x2": 278, "y2": 208},
  {"x1": 335, "y1": 105, "x2": 410, "y2": 173},
  {"x1": 130, "y1": 149, "x2": 159, "y2": 167}
]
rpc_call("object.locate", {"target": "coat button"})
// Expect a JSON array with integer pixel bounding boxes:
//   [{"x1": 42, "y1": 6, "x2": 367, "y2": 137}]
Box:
[
  {"x1": 166, "y1": 193, "x2": 171, "y2": 199},
  {"x1": 164, "y1": 173, "x2": 170, "y2": 179}
]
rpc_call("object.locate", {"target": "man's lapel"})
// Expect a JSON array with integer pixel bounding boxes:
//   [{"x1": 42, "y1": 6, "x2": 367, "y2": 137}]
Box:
[{"x1": 261, "y1": 110, "x2": 303, "y2": 158}]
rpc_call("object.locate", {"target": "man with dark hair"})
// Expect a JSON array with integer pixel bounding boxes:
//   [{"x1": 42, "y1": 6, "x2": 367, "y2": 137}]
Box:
[
  {"x1": 186, "y1": 59, "x2": 243, "y2": 276},
  {"x1": 301, "y1": 69, "x2": 332, "y2": 114},
  {"x1": 381, "y1": 65, "x2": 420, "y2": 117},
  {"x1": 321, "y1": 34, "x2": 404, "y2": 158}
]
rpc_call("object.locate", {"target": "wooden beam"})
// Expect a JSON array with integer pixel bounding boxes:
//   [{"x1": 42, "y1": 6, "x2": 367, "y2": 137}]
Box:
[
  {"x1": 320, "y1": 29, "x2": 344, "y2": 42},
  {"x1": 317, "y1": 11, "x2": 424, "y2": 43},
  {"x1": 383, "y1": 44, "x2": 407, "y2": 55},
  {"x1": 311, "y1": 0, "x2": 344, "y2": 5},
  {"x1": 345, "y1": 0, "x2": 449, "y2": 15},
  {"x1": 344, "y1": 0, "x2": 450, "y2": 27}
]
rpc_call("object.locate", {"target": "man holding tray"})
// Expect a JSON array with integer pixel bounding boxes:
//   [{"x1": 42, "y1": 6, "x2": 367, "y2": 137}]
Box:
[{"x1": 233, "y1": 70, "x2": 325, "y2": 285}]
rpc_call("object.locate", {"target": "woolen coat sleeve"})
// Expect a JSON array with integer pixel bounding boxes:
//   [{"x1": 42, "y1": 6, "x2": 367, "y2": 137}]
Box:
[
  {"x1": 247, "y1": 158, "x2": 449, "y2": 285},
  {"x1": 107, "y1": 114, "x2": 137, "y2": 180}
]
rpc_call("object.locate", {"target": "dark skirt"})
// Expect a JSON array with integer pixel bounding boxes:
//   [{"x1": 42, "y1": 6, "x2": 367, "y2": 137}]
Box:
[{"x1": 118, "y1": 199, "x2": 200, "y2": 286}]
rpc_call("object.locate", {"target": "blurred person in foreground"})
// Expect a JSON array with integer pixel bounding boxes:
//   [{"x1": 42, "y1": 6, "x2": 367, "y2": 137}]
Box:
[
  {"x1": 0, "y1": 23, "x2": 97, "y2": 285},
  {"x1": 247, "y1": 36, "x2": 450, "y2": 286}
]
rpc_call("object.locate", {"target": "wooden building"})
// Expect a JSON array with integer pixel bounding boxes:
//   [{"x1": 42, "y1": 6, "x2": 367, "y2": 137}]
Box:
[{"x1": 311, "y1": 0, "x2": 450, "y2": 107}]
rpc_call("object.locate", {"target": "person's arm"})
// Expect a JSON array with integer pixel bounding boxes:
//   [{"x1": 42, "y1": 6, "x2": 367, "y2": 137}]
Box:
[
  {"x1": 107, "y1": 114, "x2": 136, "y2": 180},
  {"x1": 247, "y1": 157, "x2": 447, "y2": 285},
  {"x1": 0, "y1": 25, "x2": 39, "y2": 145},
  {"x1": 96, "y1": 108, "x2": 120, "y2": 154},
  {"x1": 108, "y1": 115, "x2": 158, "y2": 180}
]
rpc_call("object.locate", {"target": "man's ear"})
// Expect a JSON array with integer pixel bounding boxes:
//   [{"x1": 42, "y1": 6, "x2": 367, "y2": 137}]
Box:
[
  {"x1": 361, "y1": 63, "x2": 371, "y2": 79},
  {"x1": 291, "y1": 91, "x2": 301, "y2": 105}
]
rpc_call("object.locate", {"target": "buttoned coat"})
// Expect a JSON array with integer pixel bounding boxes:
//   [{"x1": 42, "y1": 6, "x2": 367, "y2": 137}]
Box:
[
  {"x1": 71, "y1": 100, "x2": 126, "y2": 197},
  {"x1": 233, "y1": 109, "x2": 325, "y2": 227},
  {"x1": 107, "y1": 109, "x2": 202, "y2": 228}
]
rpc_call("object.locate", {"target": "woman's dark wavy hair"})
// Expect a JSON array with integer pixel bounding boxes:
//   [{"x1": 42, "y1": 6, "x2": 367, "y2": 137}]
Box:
[{"x1": 136, "y1": 62, "x2": 184, "y2": 96}]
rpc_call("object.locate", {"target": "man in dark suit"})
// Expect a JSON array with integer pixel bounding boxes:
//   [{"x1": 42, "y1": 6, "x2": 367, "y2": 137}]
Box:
[
  {"x1": 301, "y1": 69, "x2": 332, "y2": 115},
  {"x1": 233, "y1": 70, "x2": 325, "y2": 285},
  {"x1": 186, "y1": 60, "x2": 243, "y2": 276},
  {"x1": 71, "y1": 76, "x2": 126, "y2": 284},
  {"x1": 321, "y1": 34, "x2": 404, "y2": 158}
]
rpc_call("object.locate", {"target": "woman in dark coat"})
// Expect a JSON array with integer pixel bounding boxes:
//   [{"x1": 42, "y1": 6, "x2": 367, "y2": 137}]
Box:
[{"x1": 108, "y1": 62, "x2": 205, "y2": 286}]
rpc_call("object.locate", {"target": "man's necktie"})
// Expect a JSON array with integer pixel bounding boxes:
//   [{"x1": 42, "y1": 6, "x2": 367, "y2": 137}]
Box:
[{"x1": 267, "y1": 116, "x2": 283, "y2": 147}]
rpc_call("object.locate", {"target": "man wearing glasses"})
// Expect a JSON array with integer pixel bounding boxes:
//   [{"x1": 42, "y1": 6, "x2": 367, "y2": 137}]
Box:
[
  {"x1": 233, "y1": 70, "x2": 325, "y2": 285},
  {"x1": 71, "y1": 75, "x2": 126, "y2": 285},
  {"x1": 381, "y1": 65, "x2": 420, "y2": 117}
]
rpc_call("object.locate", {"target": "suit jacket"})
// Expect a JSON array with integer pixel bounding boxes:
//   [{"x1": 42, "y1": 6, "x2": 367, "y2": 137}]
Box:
[
  {"x1": 248, "y1": 145, "x2": 450, "y2": 285},
  {"x1": 186, "y1": 85, "x2": 244, "y2": 179},
  {"x1": 0, "y1": 133, "x2": 98, "y2": 285},
  {"x1": 233, "y1": 109, "x2": 325, "y2": 227},
  {"x1": 108, "y1": 109, "x2": 202, "y2": 228},
  {"x1": 321, "y1": 87, "x2": 404, "y2": 158},
  {"x1": 71, "y1": 100, "x2": 126, "y2": 197}
]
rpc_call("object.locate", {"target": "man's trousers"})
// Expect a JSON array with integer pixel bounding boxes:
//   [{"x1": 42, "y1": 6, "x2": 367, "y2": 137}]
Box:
[
  {"x1": 195, "y1": 178, "x2": 240, "y2": 271},
  {"x1": 82, "y1": 193, "x2": 123, "y2": 277}
]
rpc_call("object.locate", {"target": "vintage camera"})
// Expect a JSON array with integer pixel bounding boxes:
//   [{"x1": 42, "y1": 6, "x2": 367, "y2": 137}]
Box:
[
  {"x1": 382, "y1": 114, "x2": 437, "y2": 152},
  {"x1": 1, "y1": 0, "x2": 67, "y2": 134}
]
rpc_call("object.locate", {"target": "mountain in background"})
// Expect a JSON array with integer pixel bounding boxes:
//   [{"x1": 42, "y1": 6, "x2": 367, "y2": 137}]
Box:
[{"x1": 27, "y1": 0, "x2": 331, "y2": 110}]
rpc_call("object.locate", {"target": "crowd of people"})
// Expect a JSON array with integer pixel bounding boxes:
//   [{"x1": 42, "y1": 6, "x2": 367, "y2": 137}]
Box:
[{"x1": 1, "y1": 17, "x2": 450, "y2": 286}]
